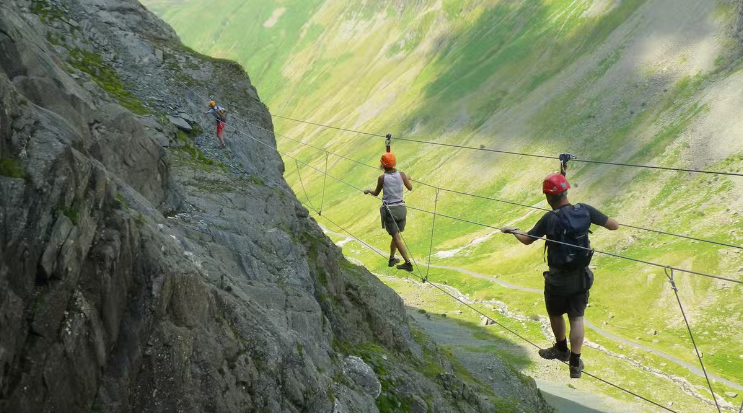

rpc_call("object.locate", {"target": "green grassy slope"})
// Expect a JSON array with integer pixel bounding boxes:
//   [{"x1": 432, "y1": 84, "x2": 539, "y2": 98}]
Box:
[{"x1": 143, "y1": 0, "x2": 743, "y2": 409}]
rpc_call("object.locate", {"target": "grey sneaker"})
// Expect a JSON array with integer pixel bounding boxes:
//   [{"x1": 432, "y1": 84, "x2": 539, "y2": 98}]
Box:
[
  {"x1": 396, "y1": 261, "x2": 414, "y2": 272},
  {"x1": 388, "y1": 257, "x2": 401, "y2": 267},
  {"x1": 538, "y1": 344, "x2": 570, "y2": 362},
  {"x1": 570, "y1": 359, "x2": 584, "y2": 379}
]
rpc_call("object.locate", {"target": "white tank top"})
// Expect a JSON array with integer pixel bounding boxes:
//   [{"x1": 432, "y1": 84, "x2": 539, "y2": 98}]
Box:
[{"x1": 382, "y1": 172, "x2": 404, "y2": 205}]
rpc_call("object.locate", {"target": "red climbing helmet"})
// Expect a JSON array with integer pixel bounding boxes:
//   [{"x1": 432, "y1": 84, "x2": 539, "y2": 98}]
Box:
[
  {"x1": 381, "y1": 153, "x2": 396, "y2": 168},
  {"x1": 543, "y1": 173, "x2": 570, "y2": 195}
]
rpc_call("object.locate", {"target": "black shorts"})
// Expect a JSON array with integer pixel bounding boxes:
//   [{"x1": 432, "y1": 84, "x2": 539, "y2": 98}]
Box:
[{"x1": 544, "y1": 289, "x2": 589, "y2": 318}]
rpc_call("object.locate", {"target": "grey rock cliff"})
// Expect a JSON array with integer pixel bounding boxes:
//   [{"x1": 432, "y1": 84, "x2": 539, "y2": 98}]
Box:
[{"x1": 0, "y1": 0, "x2": 552, "y2": 412}]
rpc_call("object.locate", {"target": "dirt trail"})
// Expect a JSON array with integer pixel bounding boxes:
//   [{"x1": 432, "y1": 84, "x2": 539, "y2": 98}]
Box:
[{"x1": 320, "y1": 226, "x2": 743, "y2": 393}]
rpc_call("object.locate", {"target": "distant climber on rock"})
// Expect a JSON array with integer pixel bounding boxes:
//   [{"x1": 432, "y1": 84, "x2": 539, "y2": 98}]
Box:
[
  {"x1": 205, "y1": 100, "x2": 227, "y2": 148},
  {"x1": 500, "y1": 173, "x2": 618, "y2": 379},
  {"x1": 364, "y1": 152, "x2": 414, "y2": 272}
]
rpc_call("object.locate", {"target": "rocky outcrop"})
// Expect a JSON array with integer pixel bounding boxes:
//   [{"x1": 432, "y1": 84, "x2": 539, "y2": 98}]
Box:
[{"x1": 0, "y1": 0, "x2": 552, "y2": 412}]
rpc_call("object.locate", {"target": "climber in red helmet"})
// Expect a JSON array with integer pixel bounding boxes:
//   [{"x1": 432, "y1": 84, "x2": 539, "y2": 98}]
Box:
[
  {"x1": 364, "y1": 152, "x2": 414, "y2": 272},
  {"x1": 501, "y1": 173, "x2": 618, "y2": 379}
]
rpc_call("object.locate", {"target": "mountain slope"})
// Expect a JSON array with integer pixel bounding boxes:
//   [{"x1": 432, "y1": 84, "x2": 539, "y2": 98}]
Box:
[
  {"x1": 0, "y1": 0, "x2": 554, "y2": 411},
  {"x1": 142, "y1": 0, "x2": 743, "y2": 410}
]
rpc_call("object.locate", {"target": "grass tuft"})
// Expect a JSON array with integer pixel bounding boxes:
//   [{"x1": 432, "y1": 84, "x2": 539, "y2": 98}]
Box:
[{"x1": 68, "y1": 48, "x2": 150, "y2": 115}]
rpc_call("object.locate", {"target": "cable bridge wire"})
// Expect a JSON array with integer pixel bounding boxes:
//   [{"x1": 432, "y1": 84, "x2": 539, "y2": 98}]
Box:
[
  {"x1": 665, "y1": 268, "x2": 722, "y2": 413},
  {"x1": 163, "y1": 158, "x2": 679, "y2": 413},
  {"x1": 234, "y1": 114, "x2": 743, "y2": 253},
  {"x1": 172, "y1": 77, "x2": 743, "y2": 251},
  {"x1": 288, "y1": 153, "x2": 682, "y2": 413},
  {"x1": 238, "y1": 118, "x2": 743, "y2": 266},
  {"x1": 186, "y1": 98, "x2": 691, "y2": 413},
  {"x1": 174, "y1": 82, "x2": 736, "y2": 409},
  {"x1": 332, "y1": 169, "x2": 681, "y2": 413},
  {"x1": 242, "y1": 108, "x2": 743, "y2": 178},
  {"x1": 222, "y1": 116, "x2": 729, "y2": 410},
  {"x1": 173, "y1": 80, "x2": 743, "y2": 283},
  {"x1": 424, "y1": 189, "x2": 440, "y2": 283}
]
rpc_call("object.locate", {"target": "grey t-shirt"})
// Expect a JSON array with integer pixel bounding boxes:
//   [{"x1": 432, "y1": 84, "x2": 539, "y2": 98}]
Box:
[{"x1": 527, "y1": 203, "x2": 608, "y2": 295}]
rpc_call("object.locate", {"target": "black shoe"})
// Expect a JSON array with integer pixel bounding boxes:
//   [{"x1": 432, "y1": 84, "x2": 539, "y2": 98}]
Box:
[
  {"x1": 538, "y1": 344, "x2": 570, "y2": 362},
  {"x1": 396, "y1": 261, "x2": 414, "y2": 272},
  {"x1": 570, "y1": 359, "x2": 584, "y2": 379},
  {"x1": 388, "y1": 257, "x2": 400, "y2": 267}
]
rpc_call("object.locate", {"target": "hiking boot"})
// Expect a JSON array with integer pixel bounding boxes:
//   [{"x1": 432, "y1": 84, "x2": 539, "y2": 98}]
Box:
[
  {"x1": 396, "y1": 261, "x2": 414, "y2": 272},
  {"x1": 388, "y1": 257, "x2": 401, "y2": 267},
  {"x1": 538, "y1": 344, "x2": 570, "y2": 362},
  {"x1": 570, "y1": 359, "x2": 584, "y2": 379}
]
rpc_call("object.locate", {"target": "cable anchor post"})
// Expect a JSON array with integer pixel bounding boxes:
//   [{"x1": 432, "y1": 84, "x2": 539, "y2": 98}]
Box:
[
  {"x1": 385, "y1": 134, "x2": 393, "y2": 153},
  {"x1": 559, "y1": 153, "x2": 577, "y2": 177}
]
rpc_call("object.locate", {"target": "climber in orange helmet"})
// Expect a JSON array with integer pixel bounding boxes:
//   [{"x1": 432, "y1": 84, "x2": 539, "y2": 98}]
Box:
[
  {"x1": 364, "y1": 152, "x2": 414, "y2": 272},
  {"x1": 204, "y1": 100, "x2": 227, "y2": 148}
]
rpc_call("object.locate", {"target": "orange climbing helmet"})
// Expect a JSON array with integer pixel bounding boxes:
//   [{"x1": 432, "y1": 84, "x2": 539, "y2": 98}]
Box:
[
  {"x1": 543, "y1": 173, "x2": 570, "y2": 195},
  {"x1": 209, "y1": 100, "x2": 216, "y2": 108},
  {"x1": 380, "y1": 153, "x2": 396, "y2": 168}
]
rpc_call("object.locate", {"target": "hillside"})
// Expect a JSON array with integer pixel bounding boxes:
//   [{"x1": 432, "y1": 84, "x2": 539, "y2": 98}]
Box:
[
  {"x1": 0, "y1": 0, "x2": 555, "y2": 412},
  {"x1": 140, "y1": 0, "x2": 743, "y2": 411}
]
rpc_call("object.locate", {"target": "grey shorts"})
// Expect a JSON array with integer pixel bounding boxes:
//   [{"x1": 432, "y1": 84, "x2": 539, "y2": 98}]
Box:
[{"x1": 380, "y1": 205, "x2": 406, "y2": 235}]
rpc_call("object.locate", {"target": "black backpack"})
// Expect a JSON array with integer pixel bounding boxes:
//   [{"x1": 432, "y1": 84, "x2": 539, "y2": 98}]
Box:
[{"x1": 546, "y1": 204, "x2": 593, "y2": 269}]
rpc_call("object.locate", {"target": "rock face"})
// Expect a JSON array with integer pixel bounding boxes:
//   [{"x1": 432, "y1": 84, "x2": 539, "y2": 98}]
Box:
[{"x1": 0, "y1": 0, "x2": 552, "y2": 412}]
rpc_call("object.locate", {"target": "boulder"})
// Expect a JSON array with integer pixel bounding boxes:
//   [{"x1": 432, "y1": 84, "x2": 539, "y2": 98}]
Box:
[
  {"x1": 343, "y1": 356, "x2": 381, "y2": 398},
  {"x1": 167, "y1": 115, "x2": 192, "y2": 132},
  {"x1": 178, "y1": 112, "x2": 195, "y2": 124}
]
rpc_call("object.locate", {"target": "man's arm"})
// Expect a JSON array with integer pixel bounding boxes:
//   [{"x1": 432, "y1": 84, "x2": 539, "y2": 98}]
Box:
[
  {"x1": 364, "y1": 175, "x2": 384, "y2": 196},
  {"x1": 500, "y1": 227, "x2": 537, "y2": 245},
  {"x1": 585, "y1": 204, "x2": 619, "y2": 231}
]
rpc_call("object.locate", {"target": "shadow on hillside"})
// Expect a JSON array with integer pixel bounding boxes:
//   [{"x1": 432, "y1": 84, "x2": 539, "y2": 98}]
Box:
[
  {"x1": 400, "y1": 0, "x2": 718, "y2": 178},
  {"x1": 403, "y1": 300, "x2": 538, "y2": 369},
  {"x1": 403, "y1": 302, "x2": 626, "y2": 413},
  {"x1": 539, "y1": 393, "x2": 609, "y2": 413}
]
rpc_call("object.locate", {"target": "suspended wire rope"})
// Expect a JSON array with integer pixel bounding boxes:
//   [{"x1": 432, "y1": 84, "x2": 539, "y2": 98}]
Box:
[
  {"x1": 172, "y1": 83, "x2": 730, "y2": 412},
  {"x1": 424, "y1": 189, "x2": 439, "y2": 283},
  {"x1": 171, "y1": 80, "x2": 742, "y2": 285},
  {"x1": 319, "y1": 152, "x2": 329, "y2": 214},
  {"x1": 236, "y1": 116, "x2": 743, "y2": 252},
  {"x1": 248, "y1": 108, "x2": 743, "y2": 178},
  {"x1": 665, "y1": 268, "x2": 721, "y2": 413},
  {"x1": 172, "y1": 62, "x2": 740, "y2": 413},
  {"x1": 308, "y1": 188, "x2": 679, "y2": 413}
]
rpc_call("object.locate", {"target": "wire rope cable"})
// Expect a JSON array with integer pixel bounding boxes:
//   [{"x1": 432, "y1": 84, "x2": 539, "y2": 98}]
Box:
[
  {"x1": 424, "y1": 189, "x2": 440, "y2": 283},
  {"x1": 244, "y1": 107, "x2": 743, "y2": 178},
  {"x1": 665, "y1": 268, "x2": 722, "y2": 413},
  {"x1": 169, "y1": 79, "x2": 743, "y2": 284},
  {"x1": 234, "y1": 115, "x2": 743, "y2": 252}
]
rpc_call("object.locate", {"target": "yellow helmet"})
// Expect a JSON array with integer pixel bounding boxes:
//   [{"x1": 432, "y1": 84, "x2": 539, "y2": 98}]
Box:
[{"x1": 209, "y1": 100, "x2": 216, "y2": 107}]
